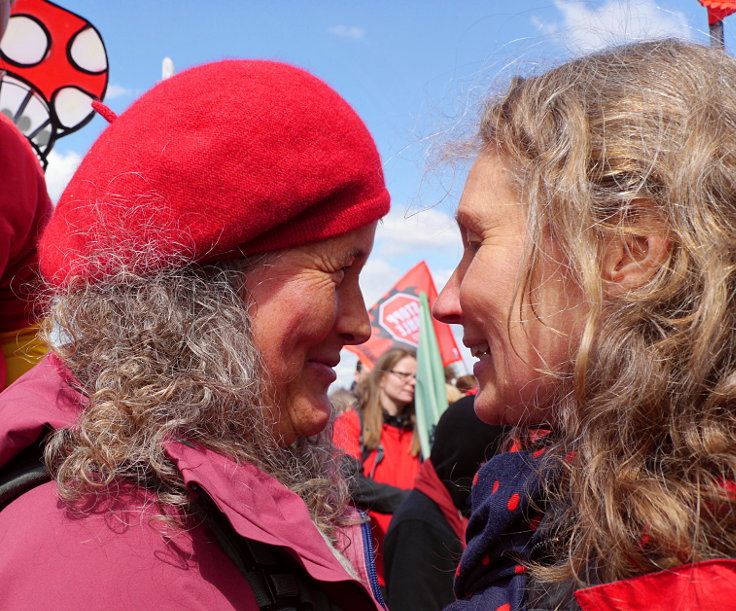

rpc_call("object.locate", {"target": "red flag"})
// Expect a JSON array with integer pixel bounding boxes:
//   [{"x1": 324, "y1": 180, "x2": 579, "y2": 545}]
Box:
[
  {"x1": 698, "y1": 0, "x2": 736, "y2": 24},
  {"x1": 348, "y1": 261, "x2": 462, "y2": 367}
]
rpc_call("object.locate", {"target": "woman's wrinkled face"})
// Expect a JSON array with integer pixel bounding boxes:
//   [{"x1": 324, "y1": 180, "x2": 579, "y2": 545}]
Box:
[
  {"x1": 244, "y1": 223, "x2": 377, "y2": 444},
  {"x1": 433, "y1": 154, "x2": 585, "y2": 425},
  {"x1": 379, "y1": 355, "x2": 417, "y2": 413}
]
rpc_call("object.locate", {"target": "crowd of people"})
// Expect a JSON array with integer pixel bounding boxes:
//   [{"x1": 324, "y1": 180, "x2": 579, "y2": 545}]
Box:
[{"x1": 0, "y1": 20, "x2": 733, "y2": 611}]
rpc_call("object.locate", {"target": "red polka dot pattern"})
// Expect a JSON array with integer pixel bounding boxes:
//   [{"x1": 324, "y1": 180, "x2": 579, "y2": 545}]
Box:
[
  {"x1": 453, "y1": 448, "x2": 549, "y2": 611},
  {"x1": 507, "y1": 493, "x2": 520, "y2": 511}
]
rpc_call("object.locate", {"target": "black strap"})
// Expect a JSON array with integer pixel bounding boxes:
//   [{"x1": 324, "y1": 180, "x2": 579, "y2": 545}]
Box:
[
  {"x1": 191, "y1": 483, "x2": 345, "y2": 611},
  {"x1": 0, "y1": 430, "x2": 51, "y2": 510}
]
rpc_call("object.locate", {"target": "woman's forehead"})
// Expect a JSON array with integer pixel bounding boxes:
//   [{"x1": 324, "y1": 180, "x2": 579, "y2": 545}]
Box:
[{"x1": 456, "y1": 154, "x2": 524, "y2": 231}]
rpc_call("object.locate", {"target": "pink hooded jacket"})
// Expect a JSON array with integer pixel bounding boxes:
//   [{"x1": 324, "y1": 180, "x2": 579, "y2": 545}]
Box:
[{"x1": 0, "y1": 355, "x2": 383, "y2": 609}]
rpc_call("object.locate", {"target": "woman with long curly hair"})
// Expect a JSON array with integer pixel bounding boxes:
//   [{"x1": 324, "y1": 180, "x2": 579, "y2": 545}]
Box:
[
  {"x1": 333, "y1": 346, "x2": 421, "y2": 586},
  {"x1": 434, "y1": 39, "x2": 736, "y2": 609},
  {"x1": 0, "y1": 60, "x2": 389, "y2": 609}
]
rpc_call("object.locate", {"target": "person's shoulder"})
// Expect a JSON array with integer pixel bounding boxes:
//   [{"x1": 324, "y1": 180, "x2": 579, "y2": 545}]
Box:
[
  {"x1": 0, "y1": 355, "x2": 84, "y2": 468},
  {"x1": 0, "y1": 113, "x2": 37, "y2": 164},
  {"x1": 387, "y1": 489, "x2": 454, "y2": 539},
  {"x1": 391, "y1": 489, "x2": 442, "y2": 521},
  {"x1": 0, "y1": 481, "x2": 258, "y2": 609},
  {"x1": 574, "y1": 559, "x2": 736, "y2": 610},
  {"x1": 335, "y1": 407, "x2": 360, "y2": 428},
  {"x1": 333, "y1": 408, "x2": 362, "y2": 447}
]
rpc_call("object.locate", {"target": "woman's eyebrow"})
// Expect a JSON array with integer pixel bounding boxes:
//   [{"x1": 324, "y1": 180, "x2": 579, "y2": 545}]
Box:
[
  {"x1": 455, "y1": 210, "x2": 480, "y2": 232},
  {"x1": 339, "y1": 247, "x2": 366, "y2": 265}
]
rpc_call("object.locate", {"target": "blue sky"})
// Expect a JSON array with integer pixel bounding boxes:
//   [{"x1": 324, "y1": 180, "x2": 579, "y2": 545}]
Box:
[{"x1": 34, "y1": 0, "x2": 725, "y2": 387}]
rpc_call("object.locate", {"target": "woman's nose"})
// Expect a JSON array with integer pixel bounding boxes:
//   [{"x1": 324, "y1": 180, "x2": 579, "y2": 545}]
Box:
[
  {"x1": 433, "y1": 268, "x2": 462, "y2": 325},
  {"x1": 339, "y1": 283, "x2": 371, "y2": 345}
]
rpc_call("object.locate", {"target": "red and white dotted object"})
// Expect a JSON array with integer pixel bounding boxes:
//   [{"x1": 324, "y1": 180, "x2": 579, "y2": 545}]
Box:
[{"x1": 0, "y1": 0, "x2": 108, "y2": 167}]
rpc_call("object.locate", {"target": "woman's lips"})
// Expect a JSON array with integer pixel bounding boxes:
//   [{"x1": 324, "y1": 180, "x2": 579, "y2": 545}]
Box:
[
  {"x1": 307, "y1": 360, "x2": 338, "y2": 384},
  {"x1": 468, "y1": 342, "x2": 492, "y2": 379}
]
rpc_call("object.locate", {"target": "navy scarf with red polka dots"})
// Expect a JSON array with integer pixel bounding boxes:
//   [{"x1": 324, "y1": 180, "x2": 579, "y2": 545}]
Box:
[{"x1": 446, "y1": 449, "x2": 546, "y2": 611}]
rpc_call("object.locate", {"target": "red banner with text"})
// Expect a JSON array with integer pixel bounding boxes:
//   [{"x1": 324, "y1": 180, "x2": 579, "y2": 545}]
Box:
[{"x1": 347, "y1": 261, "x2": 462, "y2": 367}]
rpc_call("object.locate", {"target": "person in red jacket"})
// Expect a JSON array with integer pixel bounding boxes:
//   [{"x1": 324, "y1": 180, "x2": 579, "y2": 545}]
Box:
[
  {"x1": 0, "y1": 112, "x2": 51, "y2": 388},
  {"x1": 0, "y1": 0, "x2": 51, "y2": 388},
  {"x1": 433, "y1": 39, "x2": 736, "y2": 610},
  {"x1": 333, "y1": 346, "x2": 421, "y2": 586},
  {"x1": 0, "y1": 59, "x2": 390, "y2": 609}
]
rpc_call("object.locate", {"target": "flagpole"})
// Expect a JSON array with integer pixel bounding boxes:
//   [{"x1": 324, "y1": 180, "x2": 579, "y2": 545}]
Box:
[
  {"x1": 415, "y1": 292, "x2": 449, "y2": 458},
  {"x1": 711, "y1": 20, "x2": 725, "y2": 49}
]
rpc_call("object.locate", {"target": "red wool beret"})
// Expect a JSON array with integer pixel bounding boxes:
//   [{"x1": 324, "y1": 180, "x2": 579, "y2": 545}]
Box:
[{"x1": 39, "y1": 60, "x2": 390, "y2": 286}]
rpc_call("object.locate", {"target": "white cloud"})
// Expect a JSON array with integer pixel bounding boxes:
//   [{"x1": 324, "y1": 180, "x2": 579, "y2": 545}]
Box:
[
  {"x1": 358, "y1": 256, "x2": 404, "y2": 310},
  {"x1": 327, "y1": 24, "x2": 365, "y2": 40},
  {"x1": 375, "y1": 207, "x2": 461, "y2": 258},
  {"x1": 105, "y1": 83, "x2": 138, "y2": 100},
  {"x1": 535, "y1": 0, "x2": 692, "y2": 53},
  {"x1": 432, "y1": 267, "x2": 456, "y2": 293},
  {"x1": 44, "y1": 149, "x2": 82, "y2": 203}
]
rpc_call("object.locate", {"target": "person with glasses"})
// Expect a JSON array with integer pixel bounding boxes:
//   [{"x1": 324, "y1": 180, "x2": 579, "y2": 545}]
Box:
[{"x1": 334, "y1": 346, "x2": 421, "y2": 589}]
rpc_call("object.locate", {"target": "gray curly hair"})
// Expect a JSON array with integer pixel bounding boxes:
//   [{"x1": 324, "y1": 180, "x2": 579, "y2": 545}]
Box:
[{"x1": 42, "y1": 254, "x2": 350, "y2": 539}]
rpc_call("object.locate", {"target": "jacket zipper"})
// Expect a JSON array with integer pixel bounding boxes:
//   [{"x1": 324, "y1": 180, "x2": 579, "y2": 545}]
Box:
[{"x1": 359, "y1": 511, "x2": 387, "y2": 609}]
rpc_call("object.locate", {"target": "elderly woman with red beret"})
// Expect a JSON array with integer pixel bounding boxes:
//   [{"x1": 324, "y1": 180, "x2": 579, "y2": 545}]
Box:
[{"x1": 0, "y1": 60, "x2": 389, "y2": 609}]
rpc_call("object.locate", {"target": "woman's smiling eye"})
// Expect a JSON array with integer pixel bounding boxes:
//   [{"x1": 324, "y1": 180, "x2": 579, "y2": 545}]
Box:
[
  {"x1": 333, "y1": 266, "x2": 351, "y2": 284},
  {"x1": 462, "y1": 227, "x2": 482, "y2": 252}
]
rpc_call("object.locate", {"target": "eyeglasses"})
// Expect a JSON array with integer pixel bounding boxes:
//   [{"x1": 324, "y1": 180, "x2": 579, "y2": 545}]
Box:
[{"x1": 386, "y1": 370, "x2": 417, "y2": 382}]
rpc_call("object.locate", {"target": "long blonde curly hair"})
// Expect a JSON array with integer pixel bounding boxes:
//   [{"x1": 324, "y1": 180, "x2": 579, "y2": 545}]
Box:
[
  {"x1": 41, "y1": 255, "x2": 350, "y2": 540},
  {"x1": 479, "y1": 39, "x2": 736, "y2": 585}
]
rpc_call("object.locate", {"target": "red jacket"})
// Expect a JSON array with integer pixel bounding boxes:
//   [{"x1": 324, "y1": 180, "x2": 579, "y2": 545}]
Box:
[
  {"x1": 0, "y1": 355, "x2": 383, "y2": 609},
  {"x1": 333, "y1": 409, "x2": 421, "y2": 584},
  {"x1": 0, "y1": 114, "x2": 52, "y2": 387},
  {"x1": 0, "y1": 114, "x2": 51, "y2": 333},
  {"x1": 575, "y1": 559, "x2": 736, "y2": 610}
]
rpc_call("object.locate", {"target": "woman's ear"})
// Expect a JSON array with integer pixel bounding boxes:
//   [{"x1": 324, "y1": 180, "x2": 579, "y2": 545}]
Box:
[{"x1": 602, "y1": 231, "x2": 671, "y2": 296}]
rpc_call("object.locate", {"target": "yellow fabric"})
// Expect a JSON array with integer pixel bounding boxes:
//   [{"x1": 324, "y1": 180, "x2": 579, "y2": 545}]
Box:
[{"x1": 0, "y1": 322, "x2": 48, "y2": 387}]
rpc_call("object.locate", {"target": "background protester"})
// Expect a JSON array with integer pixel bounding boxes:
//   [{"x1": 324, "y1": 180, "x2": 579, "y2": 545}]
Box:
[
  {"x1": 329, "y1": 387, "x2": 358, "y2": 415},
  {"x1": 333, "y1": 346, "x2": 421, "y2": 587},
  {"x1": 0, "y1": 0, "x2": 51, "y2": 389},
  {"x1": 434, "y1": 39, "x2": 736, "y2": 610},
  {"x1": 446, "y1": 382, "x2": 464, "y2": 405},
  {"x1": 0, "y1": 59, "x2": 389, "y2": 609},
  {"x1": 0, "y1": 112, "x2": 51, "y2": 389},
  {"x1": 351, "y1": 359, "x2": 370, "y2": 394},
  {"x1": 384, "y1": 395, "x2": 507, "y2": 611},
  {"x1": 455, "y1": 374, "x2": 478, "y2": 396}
]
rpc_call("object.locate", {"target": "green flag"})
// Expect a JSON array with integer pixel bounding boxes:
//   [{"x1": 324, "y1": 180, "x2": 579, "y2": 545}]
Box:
[{"x1": 414, "y1": 291, "x2": 449, "y2": 458}]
